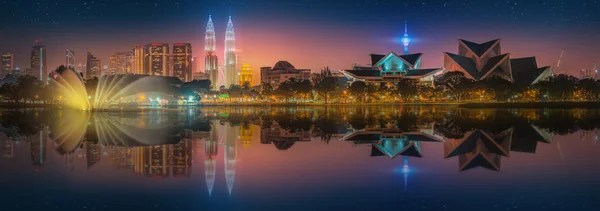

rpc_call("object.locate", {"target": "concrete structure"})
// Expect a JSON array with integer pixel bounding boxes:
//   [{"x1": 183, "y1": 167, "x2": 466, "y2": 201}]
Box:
[
  {"x1": 224, "y1": 16, "x2": 238, "y2": 87},
  {"x1": 30, "y1": 41, "x2": 48, "y2": 84},
  {"x1": 193, "y1": 71, "x2": 211, "y2": 81},
  {"x1": 109, "y1": 52, "x2": 133, "y2": 75},
  {"x1": 444, "y1": 39, "x2": 551, "y2": 85},
  {"x1": 132, "y1": 46, "x2": 145, "y2": 75},
  {"x1": 65, "y1": 49, "x2": 75, "y2": 68},
  {"x1": 341, "y1": 52, "x2": 443, "y2": 86},
  {"x1": 204, "y1": 15, "x2": 219, "y2": 89},
  {"x1": 239, "y1": 64, "x2": 252, "y2": 86},
  {"x1": 260, "y1": 61, "x2": 311, "y2": 88},
  {"x1": 172, "y1": 43, "x2": 192, "y2": 82},
  {"x1": 1, "y1": 53, "x2": 13, "y2": 77},
  {"x1": 191, "y1": 57, "x2": 200, "y2": 73},
  {"x1": 86, "y1": 52, "x2": 101, "y2": 79}
]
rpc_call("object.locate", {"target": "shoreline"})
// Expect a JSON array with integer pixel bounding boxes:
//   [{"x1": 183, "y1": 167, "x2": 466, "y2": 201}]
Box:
[{"x1": 2, "y1": 101, "x2": 600, "y2": 109}]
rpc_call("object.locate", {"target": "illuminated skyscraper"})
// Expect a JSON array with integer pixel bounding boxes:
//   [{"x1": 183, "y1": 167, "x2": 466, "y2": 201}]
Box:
[
  {"x1": 30, "y1": 41, "x2": 48, "y2": 84},
  {"x1": 172, "y1": 43, "x2": 193, "y2": 82},
  {"x1": 65, "y1": 49, "x2": 75, "y2": 68},
  {"x1": 192, "y1": 57, "x2": 200, "y2": 73},
  {"x1": 132, "y1": 46, "x2": 145, "y2": 75},
  {"x1": 205, "y1": 16, "x2": 219, "y2": 89},
  {"x1": 86, "y1": 52, "x2": 101, "y2": 79},
  {"x1": 224, "y1": 16, "x2": 238, "y2": 87},
  {"x1": 2, "y1": 53, "x2": 14, "y2": 76},
  {"x1": 401, "y1": 21, "x2": 410, "y2": 54},
  {"x1": 145, "y1": 43, "x2": 169, "y2": 76},
  {"x1": 239, "y1": 64, "x2": 253, "y2": 86},
  {"x1": 109, "y1": 52, "x2": 133, "y2": 75}
]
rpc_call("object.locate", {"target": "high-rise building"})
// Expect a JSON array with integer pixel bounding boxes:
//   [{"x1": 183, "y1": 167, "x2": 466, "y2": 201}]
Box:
[
  {"x1": 86, "y1": 52, "x2": 101, "y2": 79},
  {"x1": 224, "y1": 16, "x2": 238, "y2": 87},
  {"x1": 30, "y1": 41, "x2": 48, "y2": 84},
  {"x1": 132, "y1": 46, "x2": 145, "y2": 75},
  {"x1": 239, "y1": 64, "x2": 252, "y2": 86},
  {"x1": 145, "y1": 43, "x2": 169, "y2": 76},
  {"x1": 205, "y1": 15, "x2": 219, "y2": 89},
  {"x1": 1, "y1": 53, "x2": 14, "y2": 76},
  {"x1": 66, "y1": 49, "x2": 75, "y2": 68},
  {"x1": 192, "y1": 57, "x2": 200, "y2": 73},
  {"x1": 109, "y1": 52, "x2": 133, "y2": 75},
  {"x1": 172, "y1": 43, "x2": 192, "y2": 82}
]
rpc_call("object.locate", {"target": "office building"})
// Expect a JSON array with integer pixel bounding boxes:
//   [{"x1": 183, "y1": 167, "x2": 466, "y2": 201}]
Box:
[
  {"x1": 30, "y1": 41, "x2": 48, "y2": 84},
  {"x1": 109, "y1": 52, "x2": 133, "y2": 75},
  {"x1": 145, "y1": 43, "x2": 169, "y2": 76},
  {"x1": 66, "y1": 49, "x2": 75, "y2": 68},
  {"x1": 132, "y1": 46, "x2": 145, "y2": 75},
  {"x1": 1, "y1": 53, "x2": 13, "y2": 77},
  {"x1": 172, "y1": 43, "x2": 192, "y2": 82},
  {"x1": 191, "y1": 57, "x2": 200, "y2": 73},
  {"x1": 86, "y1": 52, "x2": 101, "y2": 79},
  {"x1": 260, "y1": 61, "x2": 311, "y2": 88}
]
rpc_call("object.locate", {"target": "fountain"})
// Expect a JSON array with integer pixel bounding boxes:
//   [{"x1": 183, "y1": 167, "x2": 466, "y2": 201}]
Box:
[{"x1": 51, "y1": 69, "x2": 176, "y2": 110}]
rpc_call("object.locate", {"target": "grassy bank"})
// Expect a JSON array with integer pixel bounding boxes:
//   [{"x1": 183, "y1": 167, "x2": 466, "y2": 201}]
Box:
[{"x1": 459, "y1": 102, "x2": 600, "y2": 108}]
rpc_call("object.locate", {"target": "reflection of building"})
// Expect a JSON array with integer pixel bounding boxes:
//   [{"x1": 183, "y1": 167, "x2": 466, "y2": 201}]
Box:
[
  {"x1": 205, "y1": 15, "x2": 219, "y2": 89},
  {"x1": 240, "y1": 125, "x2": 252, "y2": 147},
  {"x1": 342, "y1": 127, "x2": 442, "y2": 158},
  {"x1": 341, "y1": 52, "x2": 443, "y2": 86},
  {"x1": 84, "y1": 141, "x2": 102, "y2": 170},
  {"x1": 260, "y1": 61, "x2": 311, "y2": 88},
  {"x1": 261, "y1": 122, "x2": 311, "y2": 150},
  {"x1": 30, "y1": 41, "x2": 48, "y2": 84},
  {"x1": 224, "y1": 125, "x2": 237, "y2": 196},
  {"x1": 86, "y1": 52, "x2": 101, "y2": 79},
  {"x1": 132, "y1": 145, "x2": 170, "y2": 177},
  {"x1": 224, "y1": 16, "x2": 238, "y2": 87},
  {"x1": 239, "y1": 64, "x2": 252, "y2": 86},
  {"x1": 444, "y1": 130, "x2": 511, "y2": 171},
  {"x1": 205, "y1": 125, "x2": 218, "y2": 196},
  {"x1": 1, "y1": 139, "x2": 14, "y2": 158},
  {"x1": 172, "y1": 43, "x2": 192, "y2": 82},
  {"x1": 443, "y1": 39, "x2": 551, "y2": 85},
  {"x1": 172, "y1": 140, "x2": 192, "y2": 177}
]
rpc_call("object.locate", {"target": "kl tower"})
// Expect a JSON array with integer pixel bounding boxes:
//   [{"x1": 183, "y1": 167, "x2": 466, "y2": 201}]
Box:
[{"x1": 401, "y1": 20, "x2": 410, "y2": 54}]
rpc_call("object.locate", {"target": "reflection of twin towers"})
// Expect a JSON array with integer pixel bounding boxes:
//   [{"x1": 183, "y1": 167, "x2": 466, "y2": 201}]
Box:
[{"x1": 205, "y1": 122, "x2": 238, "y2": 196}]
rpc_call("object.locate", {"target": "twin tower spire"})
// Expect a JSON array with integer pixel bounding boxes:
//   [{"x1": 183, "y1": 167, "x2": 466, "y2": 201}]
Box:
[{"x1": 205, "y1": 15, "x2": 237, "y2": 89}]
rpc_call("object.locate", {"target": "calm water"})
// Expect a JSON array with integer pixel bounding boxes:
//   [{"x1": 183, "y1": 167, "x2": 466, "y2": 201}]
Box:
[{"x1": 1, "y1": 106, "x2": 599, "y2": 211}]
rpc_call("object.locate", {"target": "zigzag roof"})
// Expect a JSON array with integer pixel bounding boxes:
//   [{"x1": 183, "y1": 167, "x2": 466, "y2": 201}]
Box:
[{"x1": 459, "y1": 39, "x2": 500, "y2": 57}]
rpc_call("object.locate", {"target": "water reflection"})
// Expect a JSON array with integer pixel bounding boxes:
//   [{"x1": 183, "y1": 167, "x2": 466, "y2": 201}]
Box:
[{"x1": 1, "y1": 107, "x2": 600, "y2": 201}]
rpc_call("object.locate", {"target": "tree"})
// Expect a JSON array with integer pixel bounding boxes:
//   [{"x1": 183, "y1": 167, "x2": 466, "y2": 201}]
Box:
[
  {"x1": 434, "y1": 72, "x2": 476, "y2": 102},
  {"x1": 536, "y1": 74, "x2": 578, "y2": 101},
  {"x1": 311, "y1": 66, "x2": 338, "y2": 104},
  {"x1": 577, "y1": 78, "x2": 599, "y2": 101},
  {"x1": 396, "y1": 79, "x2": 418, "y2": 101},
  {"x1": 228, "y1": 84, "x2": 243, "y2": 101},
  {"x1": 480, "y1": 76, "x2": 513, "y2": 101},
  {"x1": 348, "y1": 81, "x2": 367, "y2": 102},
  {"x1": 16, "y1": 75, "x2": 43, "y2": 103},
  {"x1": 260, "y1": 82, "x2": 274, "y2": 100}
]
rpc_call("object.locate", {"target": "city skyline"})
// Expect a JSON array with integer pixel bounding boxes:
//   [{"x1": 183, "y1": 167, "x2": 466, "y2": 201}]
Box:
[{"x1": 0, "y1": 0, "x2": 598, "y2": 79}]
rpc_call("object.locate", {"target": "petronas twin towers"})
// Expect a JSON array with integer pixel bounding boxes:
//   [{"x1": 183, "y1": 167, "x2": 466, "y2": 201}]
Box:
[{"x1": 204, "y1": 15, "x2": 237, "y2": 90}]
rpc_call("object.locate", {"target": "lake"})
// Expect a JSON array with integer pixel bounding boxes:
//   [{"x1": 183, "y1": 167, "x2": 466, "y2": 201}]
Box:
[{"x1": 1, "y1": 106, "x2": 599, "y2": 211}]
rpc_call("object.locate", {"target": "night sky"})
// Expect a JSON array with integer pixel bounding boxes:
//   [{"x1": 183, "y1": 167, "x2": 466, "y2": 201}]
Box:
[{"x1": 1, "y1": 0, "x2": 599, "y2": 79}]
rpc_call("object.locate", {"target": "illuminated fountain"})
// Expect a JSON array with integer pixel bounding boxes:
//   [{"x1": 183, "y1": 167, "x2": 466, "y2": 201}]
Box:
[{"x1": 51, "y1": 69, "x2": 175, "y2": 110}]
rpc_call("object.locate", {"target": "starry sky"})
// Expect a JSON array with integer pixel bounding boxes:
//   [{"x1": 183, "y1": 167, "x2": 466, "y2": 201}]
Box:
[{"x1": 1, "y1": 0, "x2": 599, "y2": 78}]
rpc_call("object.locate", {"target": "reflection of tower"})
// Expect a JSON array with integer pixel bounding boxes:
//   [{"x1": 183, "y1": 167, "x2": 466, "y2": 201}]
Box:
[
  {"x1": 205, "y1": 15, "x2": 219, "y2": 89},
  {"x1": 401, "y1": 156, "x2": 410, "y2": 192},
  {"x1": 224, "y1": 125, "x2": 238, "y2": 196},
  {"x1": 31, "y1": 127, "x2": 48, "y2": 165},
  {"x1": 64, "y1": 152, "x2": 75, "y2": 171},
  {"x1": 204, "y1": 123, "x2": 218, "y2": 196},
  {"x1": 1, "y1": 139, "x2": 14, "y2": 158},
  {"x1": 132, "y1": 145, "x2": 170, "y2": 177},
  {"x1": 401, "y1": 21, "x2": 410, "y2": 54},
  {"x1": 224, "y1": 16, "x2": 238, "y2": 87}
]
